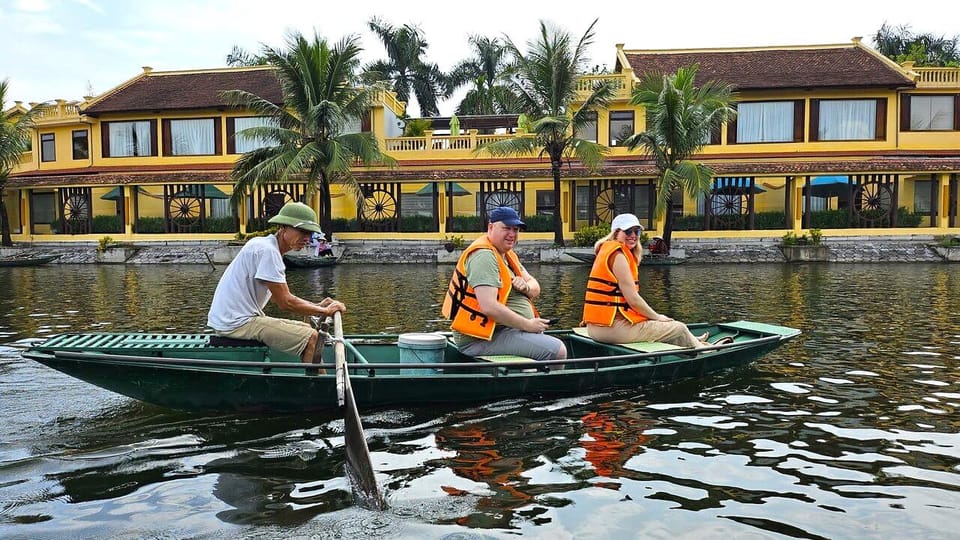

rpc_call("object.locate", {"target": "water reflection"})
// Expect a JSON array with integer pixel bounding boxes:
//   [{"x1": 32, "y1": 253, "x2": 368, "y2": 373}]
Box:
[{"x1": 2, "y1": 262, "x2": 960, "y2": 538}]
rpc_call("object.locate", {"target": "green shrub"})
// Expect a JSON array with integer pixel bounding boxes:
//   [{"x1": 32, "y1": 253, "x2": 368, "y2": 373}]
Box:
[
  {"x1": 573, "y1": 224, "x2": 608, "y2": 247},
  {"x1": 399, "y1": 215, "x2": 436, "y2": 232},
  {"x1": 523, "y1": 214, "x2": 553, "y2": 232},
  {"x1": 329, "y1": 218, "x2": 358, "y2": 232},
  {"x1": 448, "y1": 215, "x2": 483, "y2": 232},
  {"x1": 97, "y1": 236, "x2": 115, "y2": 252},
  {"x1": 403, "y1": 118, "x2": 432, "y2": 137},
  {"x1": 204, "y1": 216, "x2": 237, "y2": 233},
  {"x1": 92, "y1": 215, "x2": 122, "y2": 233},
  {"x1": 135, "y1": 216, "x2": 165, "y2": 233},
  {"x1": 808, "y1": 228, "x2": 823, "y2": 245}
]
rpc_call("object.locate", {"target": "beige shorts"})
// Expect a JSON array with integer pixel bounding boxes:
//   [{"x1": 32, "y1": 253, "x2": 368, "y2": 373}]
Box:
[{"x1": 220, "y1": 316, "x2": 315, "y2": 357}]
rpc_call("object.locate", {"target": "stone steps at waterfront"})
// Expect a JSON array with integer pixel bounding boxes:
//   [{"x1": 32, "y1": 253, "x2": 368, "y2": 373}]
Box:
[{"x1": 1, "y1": 235, "x2": 952, "y2": 264}]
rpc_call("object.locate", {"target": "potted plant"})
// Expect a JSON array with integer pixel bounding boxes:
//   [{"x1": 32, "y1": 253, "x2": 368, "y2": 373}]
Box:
[{"x1": 780, "y1": 228, "x2": 829, "y2": 262}]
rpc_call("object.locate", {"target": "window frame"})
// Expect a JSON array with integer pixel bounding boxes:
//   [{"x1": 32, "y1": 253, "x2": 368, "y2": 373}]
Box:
[
  {"x1": 900, "y1": 94, "x2": 959, "y2": 132},
  {"x1": 226, "y1": 116, "x2": 274, "y2": 154},
  {"x1": 162, "y1": 117, "x2": 221, "y2": 156},
  {"x1": 72, "y1": 129, "x2": 89, "y2": 160},
  {"x1": 727, "y1": 100, "x2": 805, "y2": 144},
  {"x1": 608, "y1": 111, "x2": 634, "y2": 147},
  {"x1": 40, "y1": 133, "x2": 56, "y2": 162},
  {"x1": 102, "y1": 120, "x2": 158, "y2": 158},
  {"x1": 810, "y1": 98, "x2": 886, "y2": 141},
  {"x1": 575, "y1": 111, "x2": 598, "y2": 143}
]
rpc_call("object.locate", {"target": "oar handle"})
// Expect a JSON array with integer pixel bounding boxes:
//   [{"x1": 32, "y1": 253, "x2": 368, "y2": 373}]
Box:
[{"x1": 334, "y1": 311, "x2": 346, "y2": 407}]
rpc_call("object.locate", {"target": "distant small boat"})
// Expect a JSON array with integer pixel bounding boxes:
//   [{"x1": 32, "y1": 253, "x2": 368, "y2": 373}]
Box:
[
  {"x1": 0, "y1": 254, "x2": 60, "y2": 267},
  {"x1": 283, "y1": 253, "x2": 341, "y2": 268}
]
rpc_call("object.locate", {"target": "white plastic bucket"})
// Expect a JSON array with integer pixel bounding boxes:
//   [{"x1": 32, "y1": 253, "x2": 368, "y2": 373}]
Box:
[{"x1": 397, "y1": 332, "x2": 446, "y2": 374}]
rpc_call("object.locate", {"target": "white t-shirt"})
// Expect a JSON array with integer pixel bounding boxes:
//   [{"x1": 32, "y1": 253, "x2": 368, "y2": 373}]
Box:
[{"x1": 207, "y1": 235, "x2": 287, "y2": 331}]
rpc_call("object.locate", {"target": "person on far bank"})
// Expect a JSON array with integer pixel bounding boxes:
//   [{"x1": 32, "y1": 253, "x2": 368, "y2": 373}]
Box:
[
  {"x1": 207, "y1": 202, "x2": 346, "y2": 364},
  {"x1": 582, "y1": 213, "x2": 716, "y2": 349},
  {"x1": 441, "y1": 206, "x2": 566, "y2": 361}
]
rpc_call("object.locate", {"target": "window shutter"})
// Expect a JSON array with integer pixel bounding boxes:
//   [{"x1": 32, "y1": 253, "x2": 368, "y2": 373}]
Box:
[
  {"x1": 809, "y1": 99, "x2": 820, "y2": 142},
  {"x1": 102, "y1": 123, "x2": 111, "y2": 158},
  {"x1": 149, "y1": 120, "x2": 159, "y2": 156},
  {"x1": 955, "y1": 95, "x2": 960, "y2": 130},
  {"x1": 900, "y1": 95, "x2": 912, "y2": 131},
  {"x1": 213, "y1": 117, "x2": 222, "y2": 155},
  {"x1": 793, "y1": 100, "x2": 805, "y2": 142},
  {"x1": 875, "y1": 98, "x2": 887, "y2": 140},
  {"x1": 226, "y1": 118, "x2": 236, "y2": 154},
  {"x1": 726, "y1": 104, "x2": 738, "y2": 144},
  {"x1": 161, "y1": 120, "x2": 172, "y2": 156}
]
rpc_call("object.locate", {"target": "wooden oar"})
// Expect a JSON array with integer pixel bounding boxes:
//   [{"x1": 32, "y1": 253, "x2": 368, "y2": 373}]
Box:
[{"x1": 333, "y1": 311, "x2": 386, "y2": 510}]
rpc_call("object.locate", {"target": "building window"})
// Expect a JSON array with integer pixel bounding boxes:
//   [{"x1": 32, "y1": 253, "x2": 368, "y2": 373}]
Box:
[
  {"x1": 736, "y1": 101, "x2": 795, "y2": 143},
  {"x1": 908, "y1": 95, "x2": 955, "y2": 131},
  {"x1": 228, "y1": 116, "x2": 276, "y2": 153},
  {"x1": 814, "y1": 99, "x2": 883, "y2": 141},
  {"x1": 169, "y1": 118, "x2": 215, "y2": 155},
  {"x1": 575, "y1": 111, "x2": 597, "y2": 143},
  {"x1": 40, "y1": 133, "x2": 55, "y2": 162},
  {"x1": 609, "y1": 111, "x2": 634, "y2": 146},
  {"x1": 106, "y1": 121, "x2": 154, "y2": 157},
  {"x1": 914, "y1": 179, "x2": 933, "y2": 215},
  {"x1": 536, "y1": 190, "x2": 556, "y2": 215},
  {"x1": 401, "y1": 194, "x2": 435, "y2": 217},
  {"x1": 72, "y1": 130, "x2": 89, "y2": 160}
]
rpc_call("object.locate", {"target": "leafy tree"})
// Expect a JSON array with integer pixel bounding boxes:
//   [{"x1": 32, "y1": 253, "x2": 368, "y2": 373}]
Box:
[
  {"x1": 447, "y1": 35, "x2": 519, "y2": 115},
  {"x1": 0, "y1": 80, "x2": 42, "y2": 246},
  {"x1": 364, "y1": 17, "x2": 445, "y2": 117},
  {"x1": 478, "y1": 19, "x2": 616, "y2": 246},
  {"x1": 872, "y1": 23, "x2": 960, "y2": 67},
  {"x1": 226, "y1": 45, "x2": 267, "y2": 67},
  {"x1": 219, "y1": 30, "x2": 394, "y2": 235},
  {"x1": 624, "y1": 65, "x2": 736, "y2": 254}
]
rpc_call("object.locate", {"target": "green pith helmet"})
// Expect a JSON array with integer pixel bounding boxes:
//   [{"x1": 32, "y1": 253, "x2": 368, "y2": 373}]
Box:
[{"x1": 267, "y1": 202, "x2": 322, "y2": 233}]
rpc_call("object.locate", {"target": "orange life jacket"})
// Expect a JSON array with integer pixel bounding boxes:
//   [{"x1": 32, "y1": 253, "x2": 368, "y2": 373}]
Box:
[
  {"x1": 582, "y1": 240, "x2": 646, "y2": 326},
  {"x1": 440, "y1": 235, "x2": 535, "y2": 340}
]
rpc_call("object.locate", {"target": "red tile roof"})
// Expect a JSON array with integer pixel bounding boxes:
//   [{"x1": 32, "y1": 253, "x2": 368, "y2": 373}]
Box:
[
  {"x1": 82, "y1": 68, "x2": 282, "y2": 115},
  {"x1": 622, "y1": 44, "x2": 915, "y2": 90}
]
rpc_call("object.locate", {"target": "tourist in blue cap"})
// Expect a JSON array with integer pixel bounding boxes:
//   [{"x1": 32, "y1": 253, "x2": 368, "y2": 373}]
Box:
[
  {"x1": 208, "y1": 202, "x2": 346, "y2": 364},
  {"x1": 441, "y1": 207, "x2": 566, "y2": 361}
]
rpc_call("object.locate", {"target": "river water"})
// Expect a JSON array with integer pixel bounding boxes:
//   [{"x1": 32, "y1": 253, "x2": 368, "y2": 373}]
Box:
[{"x1": 1, "y1": 262, "x2": 958, "y2": 539}]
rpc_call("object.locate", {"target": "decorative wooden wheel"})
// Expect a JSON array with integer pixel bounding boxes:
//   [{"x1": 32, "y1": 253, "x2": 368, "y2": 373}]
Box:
[
  {"x1": 709, "y1": 192, "x2": 746, "y2": 229},
  {"x1": 595, "y1": 187, "x2": 629, "y2": 223},
  {"x1": 360, "y1": 189, "x2": 397, "y2": 221},
  {"x1": 483, "y1": 190, "x2": 521, "y2": 213},
  {"x1": 854, "y1": 182, "x2": 893, "y2": 224},
  {"x1": 63, "y1": 193, "x2": 90, "y2": 224},
  {"x1": 261, "y1": 190, "x2": 297, "y2": 219},
  {"x1": 168, "y1": 194, "x2": 201, "y2": 226}
]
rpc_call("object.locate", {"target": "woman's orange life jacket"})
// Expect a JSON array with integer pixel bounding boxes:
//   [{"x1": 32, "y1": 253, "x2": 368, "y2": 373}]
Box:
[
  {"x1": 441, "y1": 235, "x2": 536, "y2": 340},
  {"x1": 582, "y1": 240, "x2": 647, "y2": 326}
]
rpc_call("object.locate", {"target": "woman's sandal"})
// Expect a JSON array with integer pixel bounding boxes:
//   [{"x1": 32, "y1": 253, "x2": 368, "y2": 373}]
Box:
[{"x1": 711, "y1": 336, "x2": 735, "y2": 346}]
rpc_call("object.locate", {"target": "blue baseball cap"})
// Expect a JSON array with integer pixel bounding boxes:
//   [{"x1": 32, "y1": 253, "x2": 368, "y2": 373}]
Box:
[{"x1": 488, "y1": 207, "x2": 525, "y2": 228}]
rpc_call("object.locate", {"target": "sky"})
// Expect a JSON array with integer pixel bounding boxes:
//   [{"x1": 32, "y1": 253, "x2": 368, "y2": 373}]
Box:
[{"x1": 2, "y1": 0, "x2": 958, "y2": 116}]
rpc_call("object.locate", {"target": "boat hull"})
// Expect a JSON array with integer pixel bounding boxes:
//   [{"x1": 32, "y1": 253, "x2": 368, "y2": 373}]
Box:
[{"x1": 23, "y1": 321, "x2": 799, "y2": 413}]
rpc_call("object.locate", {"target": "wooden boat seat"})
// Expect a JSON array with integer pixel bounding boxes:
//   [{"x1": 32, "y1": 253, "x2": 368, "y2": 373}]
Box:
[
  {"x1": 570, "y1": 327, "x2": 684, "y2": 353},
  {"x1": 208, "y1": 335, "x2": 267, "y2": 348},
  {"x1": 476, "y1": 355, "x2": 537, "y2": 364}
]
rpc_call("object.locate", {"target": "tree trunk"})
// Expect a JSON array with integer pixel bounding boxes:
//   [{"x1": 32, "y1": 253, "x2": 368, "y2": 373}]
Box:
[
  {"x1": 551, "y1": 159, "x2": 564, "y2": 247},
  {"x1": 0, "y1": 199, "x2": 12, "y2": 247},
  {"x1": 662, "y1": 198, "x2": 675, "y2": 255}
]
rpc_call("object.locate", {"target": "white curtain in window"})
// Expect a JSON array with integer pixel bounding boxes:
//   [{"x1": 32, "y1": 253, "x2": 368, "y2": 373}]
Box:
[
  {"x1": 910, "y1": 96, "x2": 954, "y2": 130},
  {"x1": 737, "y1": 102, "x2": 793, "y2": 142},
  {"x1": 171, "y1": 119, "x2": 214, "y2": 155},
  {"x1": 818, "y1": 100, "x2": 875, "y2": 140},
  {"x1": 109, "y1": 121, "x2": 151, "y2": 156},
  {"x1": 234, "y1": 117, "x2": 274, "y2": 152}
]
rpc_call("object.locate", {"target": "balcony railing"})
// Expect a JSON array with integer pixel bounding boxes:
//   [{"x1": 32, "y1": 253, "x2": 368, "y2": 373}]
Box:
[
  {"x1": 913, "y1": 67, "x2": 960, "y2": 88},
  {"x1": 575, "y1": 73, "x2": 634, "y2": 98},
  {"x1": 384, "y1": 131, "x2": 520, "y2": 152}
]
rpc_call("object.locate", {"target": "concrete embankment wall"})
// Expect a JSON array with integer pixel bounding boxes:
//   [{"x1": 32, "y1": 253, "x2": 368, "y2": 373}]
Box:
[{"x1": 1, "y1": 234, "x2": 953, "y2": 265}]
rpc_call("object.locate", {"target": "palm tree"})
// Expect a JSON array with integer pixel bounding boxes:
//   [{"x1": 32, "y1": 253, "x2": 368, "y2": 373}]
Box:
[
  {"x1": 447, "y1": 35, "x2": 519, "y2": 115},
  {"x1": 624, "y1": 65, "x2": 736, "y2": 254},
  {"x1": 365, "y1": 17, "x2": 445, "y2": 117},
  {"x1": 219, "y1": 30, "x2": 394, "y2": 234},
  {"x1": 873, "y1": 23, "x2": 960, "y2": 67},
  {"x1": 0, "y1": 80, "x2": 41, "y2": 246},
  {"x1": 478, "y1": 19, "x2": 615, "y2": 246},
  {"x1": 225, "y1": 45, "x2": 267, "y2": 67}
]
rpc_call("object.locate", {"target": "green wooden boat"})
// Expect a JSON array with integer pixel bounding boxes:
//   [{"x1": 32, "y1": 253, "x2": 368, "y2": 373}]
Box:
[
  {"x1": 21, "y1": 320, "x2": 799, "y2": 413},
  {"x1": 0, "y1": 254, "x2": 60, "y2": 267},
  {"x1": 283, "y1": 253, "x2": 341, "y2": 268}
]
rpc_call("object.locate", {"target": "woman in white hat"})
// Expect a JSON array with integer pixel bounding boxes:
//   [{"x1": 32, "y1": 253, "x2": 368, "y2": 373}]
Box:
[{"x1": 581, "y1": 213, "x2": 713, "y2": 349}]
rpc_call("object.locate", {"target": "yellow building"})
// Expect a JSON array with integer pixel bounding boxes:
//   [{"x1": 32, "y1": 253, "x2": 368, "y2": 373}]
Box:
[{"x1": 5, "y1": 38, "x2": 959, "y2": 244}]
